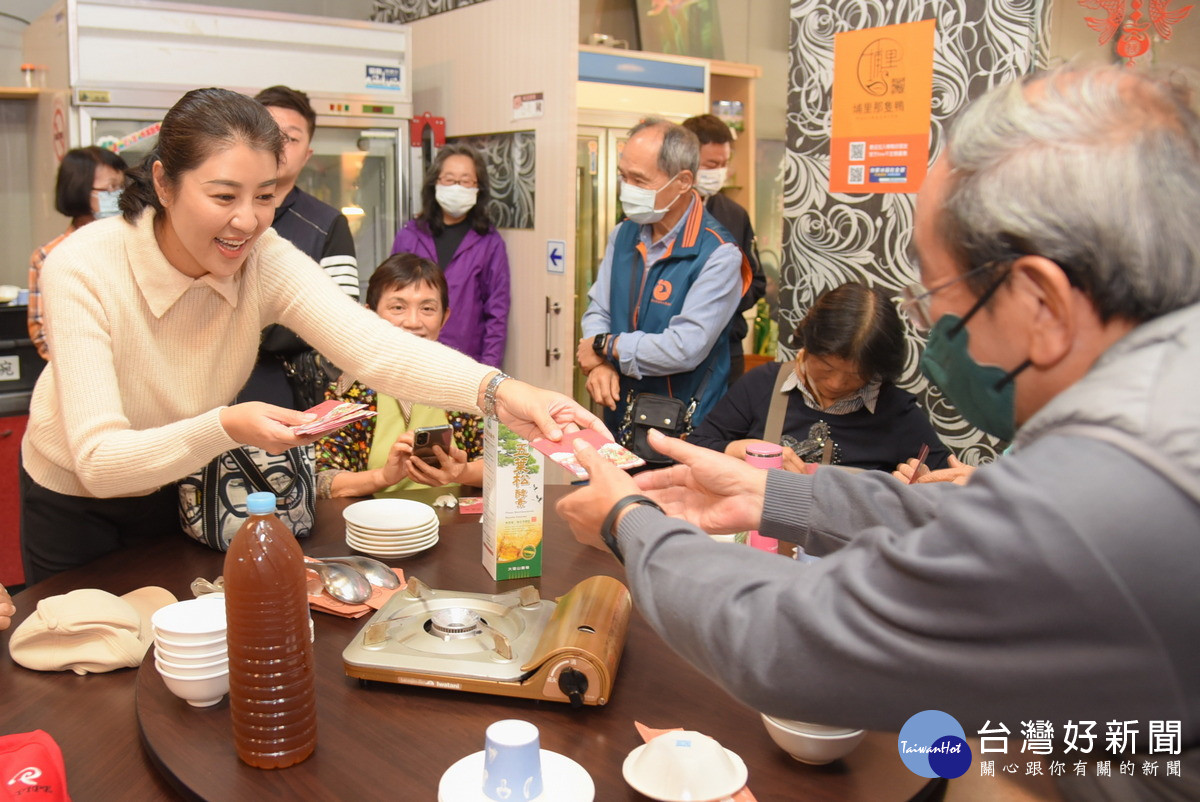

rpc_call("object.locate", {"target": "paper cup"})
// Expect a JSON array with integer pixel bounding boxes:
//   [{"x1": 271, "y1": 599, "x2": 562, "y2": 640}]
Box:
[{"x1": 482, "y1": 719, "x2": 543, "y2": 801}]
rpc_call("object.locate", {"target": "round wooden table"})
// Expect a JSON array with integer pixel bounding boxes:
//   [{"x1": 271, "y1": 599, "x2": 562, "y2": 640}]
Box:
[{"x1": 2, "y1": 485, "x2": 1057, "y2": 800}]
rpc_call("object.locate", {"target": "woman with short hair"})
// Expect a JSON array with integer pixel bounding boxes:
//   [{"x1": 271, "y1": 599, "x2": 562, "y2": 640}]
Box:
[
  {"x1": 28, "y1": 146, "x2": 129, "y2": 359},
  {"x1": 688, "y1": 282, "x2": 951, "y2": 472},
  {"x1": 315, "y1": 253, "x2": 485, "y2": 498}
]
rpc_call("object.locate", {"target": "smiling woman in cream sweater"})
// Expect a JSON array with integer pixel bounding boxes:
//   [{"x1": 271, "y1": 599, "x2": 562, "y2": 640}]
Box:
[{"x1": 20, "y1": 87, "x2": 600, "y2": 584}]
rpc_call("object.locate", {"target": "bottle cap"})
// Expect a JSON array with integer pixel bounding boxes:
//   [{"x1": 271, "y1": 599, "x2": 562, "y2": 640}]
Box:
[
  {"x1": 745, "y1": 443, "x2": 783, "y2": 458},
  {"x1": 245, "y1": 492, "x2": 277, "y2": 515}
]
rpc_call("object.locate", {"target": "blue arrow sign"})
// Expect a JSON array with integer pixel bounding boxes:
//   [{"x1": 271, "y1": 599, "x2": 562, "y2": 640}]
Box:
[{"x1": 546, "y1": 240, "x2": 566, "y2": 274}]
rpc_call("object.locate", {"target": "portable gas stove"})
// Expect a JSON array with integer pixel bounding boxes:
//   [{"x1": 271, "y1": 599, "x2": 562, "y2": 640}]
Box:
[{"x1": 342, "y1": 575, "x2": 631, "y2": 706}]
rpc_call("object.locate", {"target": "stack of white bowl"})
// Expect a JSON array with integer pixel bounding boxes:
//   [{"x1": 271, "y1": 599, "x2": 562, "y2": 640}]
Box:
[
  {"x1": 343, "y1": 498, "x2": 440, "y2": 559},
  {"x1": 150, "y1": 596, "x2": 229, "y2": 708}
]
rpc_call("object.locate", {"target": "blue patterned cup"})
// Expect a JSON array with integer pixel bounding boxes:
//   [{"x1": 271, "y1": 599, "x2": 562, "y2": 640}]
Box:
[{"x1": 482, "y1": 719, "x2": 543, "y2": 801}]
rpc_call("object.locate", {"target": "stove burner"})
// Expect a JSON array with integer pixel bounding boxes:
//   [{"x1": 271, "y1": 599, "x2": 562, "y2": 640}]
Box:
[{"x1": 428, "y1": 607, "x2": 483, "y2": 640}]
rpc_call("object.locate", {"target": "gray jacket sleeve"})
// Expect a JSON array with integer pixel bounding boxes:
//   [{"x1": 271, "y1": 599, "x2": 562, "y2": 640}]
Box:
[{"x1": 616, "y1": 436, "x2": 1200, "y2": 740}]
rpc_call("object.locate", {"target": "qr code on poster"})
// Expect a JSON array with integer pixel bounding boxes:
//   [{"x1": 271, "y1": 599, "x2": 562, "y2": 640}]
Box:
[
  {"x1": 848, "y1": 141, "x2": 866, "y2": 161},
  {"x1": 848, "y1": 165, "x2": 866, "y2": 184}
]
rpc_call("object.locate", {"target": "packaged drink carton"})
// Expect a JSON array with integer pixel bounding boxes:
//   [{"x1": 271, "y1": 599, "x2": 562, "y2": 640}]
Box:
[{"x1": 482, "y1": 418, "x2": 543, "y2": 580}]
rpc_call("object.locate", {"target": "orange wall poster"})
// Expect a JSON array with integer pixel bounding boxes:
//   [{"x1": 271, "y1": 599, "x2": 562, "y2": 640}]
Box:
[{"x1": 830, "y1": 19, "x2": 936, "y2": 194}]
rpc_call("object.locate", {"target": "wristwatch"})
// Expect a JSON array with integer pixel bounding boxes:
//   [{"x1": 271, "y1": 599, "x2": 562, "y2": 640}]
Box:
[
  {"x1": 600, "y1": 494, "x2": 663, "y2": 564},
  {"x1": 592, "y1": 333, "x2": 608, "y2": 356}
]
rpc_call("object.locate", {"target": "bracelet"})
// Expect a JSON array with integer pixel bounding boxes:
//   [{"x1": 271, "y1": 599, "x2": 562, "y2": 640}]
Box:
[
  {"x1": 599, "y1": 494, "x2": 663, "y2": 564},
  {"x1": 482, "y1": 372, "x2": 511, "y2": 419},
  {"x1": 604, "y1": 334, "x2": 617, "y2": 364}
]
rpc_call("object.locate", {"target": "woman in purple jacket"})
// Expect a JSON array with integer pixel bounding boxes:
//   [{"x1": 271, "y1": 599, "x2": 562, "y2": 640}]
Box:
[{"x1": 391, "y1": 144, "x2": 511, "y2": 368}]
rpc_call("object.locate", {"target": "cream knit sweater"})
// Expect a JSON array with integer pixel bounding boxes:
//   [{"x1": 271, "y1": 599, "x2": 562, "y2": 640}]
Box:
[{"x1": 23, "y1": 209, "x2": 494, "y2": 499}]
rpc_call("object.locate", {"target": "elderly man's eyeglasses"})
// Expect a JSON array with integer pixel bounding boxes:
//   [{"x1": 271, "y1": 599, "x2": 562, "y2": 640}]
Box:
[{"x1": 900, "y1": 264, "x2": 1007, "y2": 332}]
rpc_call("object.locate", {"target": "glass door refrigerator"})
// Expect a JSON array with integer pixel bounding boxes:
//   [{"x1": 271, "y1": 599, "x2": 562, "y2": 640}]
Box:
[{"x1": 24, "y1": 0, "x2": 414, "y2": 280}]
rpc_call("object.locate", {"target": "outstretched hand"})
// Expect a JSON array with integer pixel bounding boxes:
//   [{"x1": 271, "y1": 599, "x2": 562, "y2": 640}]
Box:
[
  {"x1": 556, "y1": 438, "x2": 642, "y2": 553},
  {"x1": 219, "y1": 402, "x2": 319, "y2": 454},
  {"x1": 491, "y1": 377, "x2": 612, "y2": 442},
  {"x1": 892, "y1": 454, "x2": 974, "y2": 486},
  {"x1": 633, "y1": 430, "x2": 768, "y2": 534}
]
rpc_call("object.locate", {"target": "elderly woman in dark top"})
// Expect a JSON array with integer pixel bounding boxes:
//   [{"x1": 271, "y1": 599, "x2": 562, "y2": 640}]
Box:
[{"x1": 688, "y1": 282, "x2": 951, "y2": 472}]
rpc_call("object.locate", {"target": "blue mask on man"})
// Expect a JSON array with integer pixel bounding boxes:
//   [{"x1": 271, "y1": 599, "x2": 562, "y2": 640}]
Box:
[{"x1": 919, "y1": 271, "x2": 1031, "y2": 442}]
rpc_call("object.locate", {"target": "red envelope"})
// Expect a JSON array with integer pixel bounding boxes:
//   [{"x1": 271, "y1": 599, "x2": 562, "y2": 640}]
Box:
[{"x1": 529, "y1": 430, "x2": 645, "y2": 479}]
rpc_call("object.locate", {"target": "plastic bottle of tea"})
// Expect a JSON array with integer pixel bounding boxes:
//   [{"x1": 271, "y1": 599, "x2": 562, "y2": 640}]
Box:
[{"x1": 224, "y1": 491, "x2": 317, "y2": 769}]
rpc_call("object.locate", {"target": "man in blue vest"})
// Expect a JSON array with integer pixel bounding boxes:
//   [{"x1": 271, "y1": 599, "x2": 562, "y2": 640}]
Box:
[{"x1": 577, "y1": 118, "x2": 751, "y2": 435}]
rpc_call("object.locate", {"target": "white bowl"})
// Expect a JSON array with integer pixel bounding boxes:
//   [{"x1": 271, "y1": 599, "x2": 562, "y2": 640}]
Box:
[
  {"x1": 343, "y1": 498, "x2": 437, "y2": 531},
  {"x1": 155, "y1": 654, "x2": 229, "y2": 677},
  {"x1": 150, "y1": 597, "x2": 227, "y2": 640},
  {"x1": 154, "y1": 642, "x2": 227, "y2": 664},
  {"x1": 761, "y1": 714, "x2": 866, "y2": 765},
  {"x1": 156, "y1": 665, "x2": 230, "y2": 708},
  {"x1": 622, "y1": 730, "x2": 747, "y2": 802},
  {"x1": 153, "y1": 634, "x2": 226, "y2": 658}
]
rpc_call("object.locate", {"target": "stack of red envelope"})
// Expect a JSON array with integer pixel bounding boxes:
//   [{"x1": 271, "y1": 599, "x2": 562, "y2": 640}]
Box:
[{"x1": 293, "y1": 400, "x2": 377, "y2": 438}]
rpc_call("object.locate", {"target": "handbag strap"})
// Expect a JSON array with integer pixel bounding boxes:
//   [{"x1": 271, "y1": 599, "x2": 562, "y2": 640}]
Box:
[
  {"x1": 199, "y1": 458, "x2": 225, "y2": 551},
  {"x1": 227, "y1": 446, "x2": 301, "y2": 496},
  {"x1": 681, "y1": 359, "x2": 719, "y2": 431},
  {"x1": 762, "y1": 360, "x2": 795, "y2": 446}
]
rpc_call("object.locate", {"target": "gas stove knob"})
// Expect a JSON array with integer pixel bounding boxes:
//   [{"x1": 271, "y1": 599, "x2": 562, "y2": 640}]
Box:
[{"x1": 558, "y1": 667, "x2": 588, "y2": 708}]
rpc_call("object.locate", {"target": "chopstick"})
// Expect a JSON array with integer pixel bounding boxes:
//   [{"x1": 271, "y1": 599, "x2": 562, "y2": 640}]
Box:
[{"x1": 907, "y1": 444, "x2": 931, "y2": 485}]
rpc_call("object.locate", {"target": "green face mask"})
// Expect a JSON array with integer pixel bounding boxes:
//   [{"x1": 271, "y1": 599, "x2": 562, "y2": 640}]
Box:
[{"x1": 920, "y1": 313, "x2": 1030, "y2": 442}]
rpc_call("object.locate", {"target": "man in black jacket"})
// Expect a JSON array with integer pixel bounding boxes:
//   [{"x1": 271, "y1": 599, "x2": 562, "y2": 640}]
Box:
[
  {"x1": 682, "y1": 114, "x2": 766, "y2": 384},
  {"x1": 239, "y1": 86, "x2": 360, "y2": 408}
]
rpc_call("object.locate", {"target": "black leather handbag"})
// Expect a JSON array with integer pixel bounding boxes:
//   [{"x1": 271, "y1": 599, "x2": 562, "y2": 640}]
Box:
[{"x1": 619, "y1": 392, "x2": 695, "y2": 466}]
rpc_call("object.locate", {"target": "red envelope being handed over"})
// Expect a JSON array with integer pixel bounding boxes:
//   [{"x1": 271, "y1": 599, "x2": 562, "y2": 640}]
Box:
[
  {"x1": 530, "y1": 429, "x2": 646, "y2": 479},
  {"x1": 292, "y1": 400, "x2": 377, "y2": 437}
]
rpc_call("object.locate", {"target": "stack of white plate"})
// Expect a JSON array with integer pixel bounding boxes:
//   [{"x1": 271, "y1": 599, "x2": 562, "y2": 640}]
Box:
[{"x1": 343, "y1": 498, "x2": 440, "y2": 559}]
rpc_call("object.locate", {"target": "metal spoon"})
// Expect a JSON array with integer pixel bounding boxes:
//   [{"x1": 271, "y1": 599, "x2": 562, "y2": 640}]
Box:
[
  {"x1": 303, "y1": 557, "x2": 372, "y2": 604},
  {"x1": 317, "y1": 555, "x2": 401, "y2": 590}
]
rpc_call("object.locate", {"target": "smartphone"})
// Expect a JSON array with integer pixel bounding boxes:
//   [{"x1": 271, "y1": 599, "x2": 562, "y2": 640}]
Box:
[{"x1": 413, "y1": 424, "x2": 454, "y2": 462}]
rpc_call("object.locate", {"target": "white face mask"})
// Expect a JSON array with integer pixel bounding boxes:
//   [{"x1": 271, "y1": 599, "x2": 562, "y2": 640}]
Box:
[
  {"x1": 435, "y1": 184, "x2": 478, "y2": 219},
  {"x1": 95, "y1": 189, "x2": 123, "y2": 219},
  {"x1": 619, "y1": 174, "x2": 683, "y2": 225},
  {"x1": 694, "y1": 167, "x2": 727, "y2": 198}
]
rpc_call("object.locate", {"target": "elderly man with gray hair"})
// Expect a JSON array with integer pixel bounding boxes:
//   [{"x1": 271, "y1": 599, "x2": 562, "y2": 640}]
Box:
[
  {"x1": 560, "y1": 65, "x2": 1200, "y2": 796},
  {"x1": 576, "y1": 118, "x2": 752, "y2": 444}
]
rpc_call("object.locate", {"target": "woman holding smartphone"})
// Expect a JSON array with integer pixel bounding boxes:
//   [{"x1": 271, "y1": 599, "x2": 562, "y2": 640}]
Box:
[
  {"x1": 20, "y1": 88, "x2": 600, "y2": 584},
  {"x1": 315, "y1": 254, "x2": 484, "y2": 497}
]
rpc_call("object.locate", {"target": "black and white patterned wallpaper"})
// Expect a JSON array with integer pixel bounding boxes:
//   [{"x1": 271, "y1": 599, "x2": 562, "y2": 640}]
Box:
[
  {"x1": 370, "y1": 0, "x2": 491, "y2": 23},
  {"x1": 782, "y1": 0, "x2": 1050, "y2": 464},
  {"x1": 446, "y1": 131, "x2": 536, "y2": 230}
]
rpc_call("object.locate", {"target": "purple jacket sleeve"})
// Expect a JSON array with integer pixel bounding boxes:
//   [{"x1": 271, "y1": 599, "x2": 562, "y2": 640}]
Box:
[{"x1": 478, "y1": 230, "x2": 511, "y2": 368}]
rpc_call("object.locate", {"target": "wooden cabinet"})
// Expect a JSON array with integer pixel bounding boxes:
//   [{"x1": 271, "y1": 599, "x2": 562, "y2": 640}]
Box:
[
  {"x1": 0, "y1": 414, "x2": 27, "y2": 587},
  {"x1": 709, "y1": 59, "x2": 761, "y2": 220}
]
